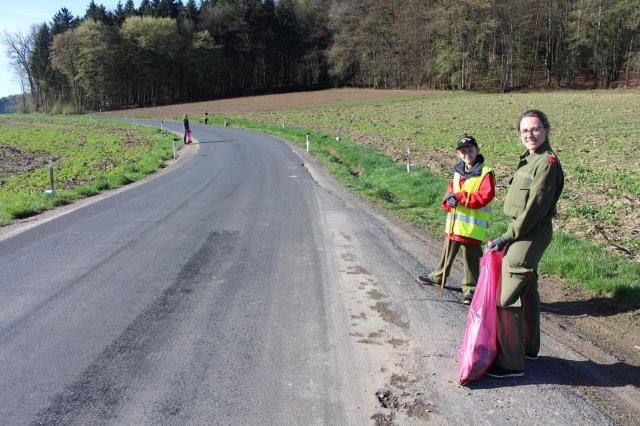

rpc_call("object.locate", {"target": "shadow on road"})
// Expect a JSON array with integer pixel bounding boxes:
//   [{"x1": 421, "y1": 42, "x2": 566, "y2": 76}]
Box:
[
  {"x1": 467, "y1": 356, "x2": 640, "y2": 389},
  {"x1": 541, "y1": 297, "x2": 638, "y2": 317}
]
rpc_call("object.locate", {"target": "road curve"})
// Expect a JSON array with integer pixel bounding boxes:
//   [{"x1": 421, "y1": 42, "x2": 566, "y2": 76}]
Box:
[
  {"x1": 0, "y1": 121, "x2": 625, "y2": 424},
  {"x1": 0, "y1": 121, "x2": 360, "y2": 424}
]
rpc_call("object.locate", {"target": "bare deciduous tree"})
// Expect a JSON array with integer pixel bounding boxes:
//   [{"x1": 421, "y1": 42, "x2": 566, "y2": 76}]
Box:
[{"x1": 3, "y1": 29, "x2": 37, "y2": 112}]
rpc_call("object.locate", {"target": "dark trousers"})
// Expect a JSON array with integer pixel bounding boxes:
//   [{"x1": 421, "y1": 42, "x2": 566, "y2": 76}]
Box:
[
  {"x1": 496, "y1": 225, "x2": 552, "y2": 370},
  {"x1": 428, "y1": 237, "x2": 482, "y2": 295}
]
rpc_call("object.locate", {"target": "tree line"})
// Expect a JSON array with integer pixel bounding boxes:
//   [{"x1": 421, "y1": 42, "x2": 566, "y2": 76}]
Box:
[
  {"x1": 4, "y1": 0, "x2": 330, "y2": 113},
  {"x1": 3, "y1": 0, "x2": 639, "y2": 113},
  {"x1": 329, "y1": 0, "x2": 640, "y2": 91},
  {"x1": 0, "y1": 95, "x2": 20, "y2": 114}
]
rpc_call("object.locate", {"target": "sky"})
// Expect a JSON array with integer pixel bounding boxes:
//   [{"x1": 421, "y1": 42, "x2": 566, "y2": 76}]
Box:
[{"x1": 0, "y1": 1, "x2": 122, "y2": 98}]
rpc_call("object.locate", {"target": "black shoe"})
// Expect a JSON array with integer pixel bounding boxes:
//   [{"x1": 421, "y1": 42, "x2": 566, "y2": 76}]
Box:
[
  {"x1": 525, "y1": 353, "x2": 539, "y2": 360},
  {"x1": 485, "y1": 364, "x2": 524, "y2": 378},
  {"x1": 462, "y1": 293, "x2": 473, "y2": 305},
  {"x1": 416, "y1": 275, "x2": 435, "y2": 285}
]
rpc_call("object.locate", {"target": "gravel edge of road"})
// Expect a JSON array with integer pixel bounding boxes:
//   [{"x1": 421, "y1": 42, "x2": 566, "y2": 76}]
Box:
[{"x1": 274, "y1": 133, "x2": 640, "y2": 424}]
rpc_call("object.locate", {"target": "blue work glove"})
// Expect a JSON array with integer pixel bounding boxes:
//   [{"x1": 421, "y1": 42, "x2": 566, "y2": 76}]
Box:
[
  {"x1": 446, "y1": 194, "x2": 458, "y2": 207},
  {"x1": 488, "y1": 236, "x2": 507, "y2": 252}
]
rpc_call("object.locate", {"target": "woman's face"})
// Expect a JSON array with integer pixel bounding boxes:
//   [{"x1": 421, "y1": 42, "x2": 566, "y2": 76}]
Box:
[
  {"x1": 519, "y1": 116, "x2": 548, "y2": 153},
  {"x1": 457, "y1": 145, "x2": 478, "y2": 166}
]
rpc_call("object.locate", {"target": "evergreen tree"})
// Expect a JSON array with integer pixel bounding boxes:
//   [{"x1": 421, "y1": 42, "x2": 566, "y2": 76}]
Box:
[
  {"x1": 51, "y1": 8, "x2": 78, "y2": 35},
  {"x1": 183, "y1": 0, "x2": 200, "y2": 26},
  {"x1": 85, "y1": 1, "x2": 112, "y2": 25},
  {"x1": 123, "y1": 0, "x2": 136, "y2": 16},
  {"x1": 139, "y1": 0, "x2": 154, "y2": 16},
  {"x1": 114, "y1": 2, "x2": 127, "y2": 26},
  {"x1": 29, "y1": 24, "x2": 54, "y2": 109}
]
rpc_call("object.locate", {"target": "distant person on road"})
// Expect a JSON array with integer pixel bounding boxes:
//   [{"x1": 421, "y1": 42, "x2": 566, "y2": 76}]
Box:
[
  {"x1": 416, "y1": 135, "x2": 496, "y2": 305},
  {"x1": 204, "y1": 109, "x2": 209, "y2": 125},
  {"x1": 485, "y1": 109, "x2": 564, "y2": 379},
  {"x1": 183, "y1": 113, "x2": 190, "y2": 144}
]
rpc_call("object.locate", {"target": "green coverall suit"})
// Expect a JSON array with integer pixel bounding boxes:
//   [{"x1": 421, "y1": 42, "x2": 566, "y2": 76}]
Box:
[{"x1": 496, "y1": 141, "x2": 564, "y2": 371}]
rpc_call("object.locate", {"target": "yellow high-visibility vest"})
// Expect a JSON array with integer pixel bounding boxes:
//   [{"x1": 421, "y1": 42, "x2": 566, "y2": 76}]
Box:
[{"x1": 444, "y1": 165, "x2": 493, "y2": 241}]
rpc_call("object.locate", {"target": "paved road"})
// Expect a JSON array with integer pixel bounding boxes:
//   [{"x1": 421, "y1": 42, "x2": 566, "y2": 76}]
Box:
[
  {"x1": 0, "y1": 121, "x2": 361, "y2": 424},
  {"x1": 0, "y1": 121, "x2": 623, "y2": 424}
]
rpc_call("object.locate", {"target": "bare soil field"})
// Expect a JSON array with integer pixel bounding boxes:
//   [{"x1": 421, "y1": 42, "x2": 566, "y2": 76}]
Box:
[
  {"x1": 0, "y1": 143, "x2": 49, "y2": 180},
  {"x1": 105, "y1": 89, "x2": 639, "y2": 397},
  {"x1": 98, "y1": 88, "x2": 428, "y2": 119}
]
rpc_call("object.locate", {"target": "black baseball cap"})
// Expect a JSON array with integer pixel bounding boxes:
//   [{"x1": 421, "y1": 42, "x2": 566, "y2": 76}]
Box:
[{"x1": 456, "y1": 135, "x2": 478, "y2": 150}]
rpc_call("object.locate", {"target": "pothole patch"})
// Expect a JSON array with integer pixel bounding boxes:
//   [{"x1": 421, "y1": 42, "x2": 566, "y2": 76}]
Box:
[
  {"x1": 346, "y1": 265, "x2": 371, "y2": 275},
  {"x1": 387, "y1": 338, "x2": 408, "y2": 348},
  {"x1": 371, "y1": 302, "x2": 407, "y2": 328},
  {"x1": 404, "y1": 398, "x2": 437, "y2": 420},
  {"x1": 367, "y1": 289, "x2": 386, "y2": 300}
]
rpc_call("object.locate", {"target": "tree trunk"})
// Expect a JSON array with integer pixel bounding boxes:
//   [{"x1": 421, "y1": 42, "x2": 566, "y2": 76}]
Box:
[{"x1": 625, "y1": 36, "x2": 634, "y2": 87}]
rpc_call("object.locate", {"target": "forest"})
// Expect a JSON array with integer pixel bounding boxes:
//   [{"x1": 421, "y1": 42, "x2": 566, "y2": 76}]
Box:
[{"x1": 4, "y1": 0, "x2": 639, "y2": 113}]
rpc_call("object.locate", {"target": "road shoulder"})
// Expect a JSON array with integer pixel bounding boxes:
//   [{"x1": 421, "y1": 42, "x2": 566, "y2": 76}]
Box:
[{"x1": 283, "y1": 134, "x2": 640, "y2": 423}]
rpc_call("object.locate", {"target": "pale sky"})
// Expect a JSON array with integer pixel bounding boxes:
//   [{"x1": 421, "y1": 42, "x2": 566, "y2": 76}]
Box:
[{"x1": 0, "y1": 1, "x2": 122, "y2": 98}]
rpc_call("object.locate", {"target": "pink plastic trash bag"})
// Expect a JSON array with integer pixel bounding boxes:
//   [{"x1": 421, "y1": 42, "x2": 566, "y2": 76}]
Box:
[
  {"x1": 458, "y1": 249, "x2": 503, "y2": 385},
  {"x1": 186, "y1": 130, "x2": 193, "y2": 144}
]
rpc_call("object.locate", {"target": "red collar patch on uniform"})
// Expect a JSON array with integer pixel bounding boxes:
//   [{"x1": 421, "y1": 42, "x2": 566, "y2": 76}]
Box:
[{"x1": 548, "y1": 155, "x2": 557, "y2": 164}]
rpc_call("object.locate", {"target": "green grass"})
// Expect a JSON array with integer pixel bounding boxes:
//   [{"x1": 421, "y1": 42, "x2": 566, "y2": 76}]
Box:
[
  {"x1": 205, "y1": 114, "x2": 640, "y2": 309},
  {"x1": 246, "y1": 90, "x2": 640, "y2": 244},
  {"x1": 0, "y1": 114, "x2": 179, "y2": 225}
]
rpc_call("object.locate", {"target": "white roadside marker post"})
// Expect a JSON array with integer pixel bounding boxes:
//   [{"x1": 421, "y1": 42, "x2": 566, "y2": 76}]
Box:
[
  {"x1": 173, "y1": 138, "x2": 178, "y2": 159},
  {"x1": 406, "y1": 148, "x2": 412, "y2": 173},
  {"x1": 160, "y1": 120, "x2": 164, "y2": 132},
  {"x1": 306, "y1": 133, "x2": 310, "y2": 152},
  {"x1": 44, "y1": 159, "x2": 55, "y2": 196},
  {"x1": 224, "y1": 118, "x2": 228, "y2": 127}
]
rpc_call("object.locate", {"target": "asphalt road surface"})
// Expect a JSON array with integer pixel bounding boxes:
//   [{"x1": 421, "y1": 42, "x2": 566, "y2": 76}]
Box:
[{"x1": 0, "y1": 121, "x2": 629, "y2": 424}]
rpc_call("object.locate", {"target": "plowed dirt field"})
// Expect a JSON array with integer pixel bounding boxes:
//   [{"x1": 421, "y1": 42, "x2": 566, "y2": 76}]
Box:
[{"x1": 99, "y1": 88, "x2": 428, "y2": 118}]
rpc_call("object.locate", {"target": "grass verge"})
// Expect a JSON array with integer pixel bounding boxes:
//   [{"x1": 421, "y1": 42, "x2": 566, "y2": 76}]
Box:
[
  {"x1": 207, "y1": 116, "x2": 640, "y2": 309},
  {"x1": 0, "y1": 115, "x2": 179, "y2": 226},
  {"x1": 247, "y1": 90, "x2": 640, "y2": 258}
]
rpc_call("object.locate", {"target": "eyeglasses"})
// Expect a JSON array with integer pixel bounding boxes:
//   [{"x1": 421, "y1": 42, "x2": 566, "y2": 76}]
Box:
[{"x1": 520, "y1": 127, "x2": 545, "y2": 135}]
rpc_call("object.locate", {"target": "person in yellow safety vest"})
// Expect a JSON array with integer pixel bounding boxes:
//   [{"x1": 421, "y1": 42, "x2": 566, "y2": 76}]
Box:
[{"x1": 416, "y1": 135, "x2": 496, "y2": 305}]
